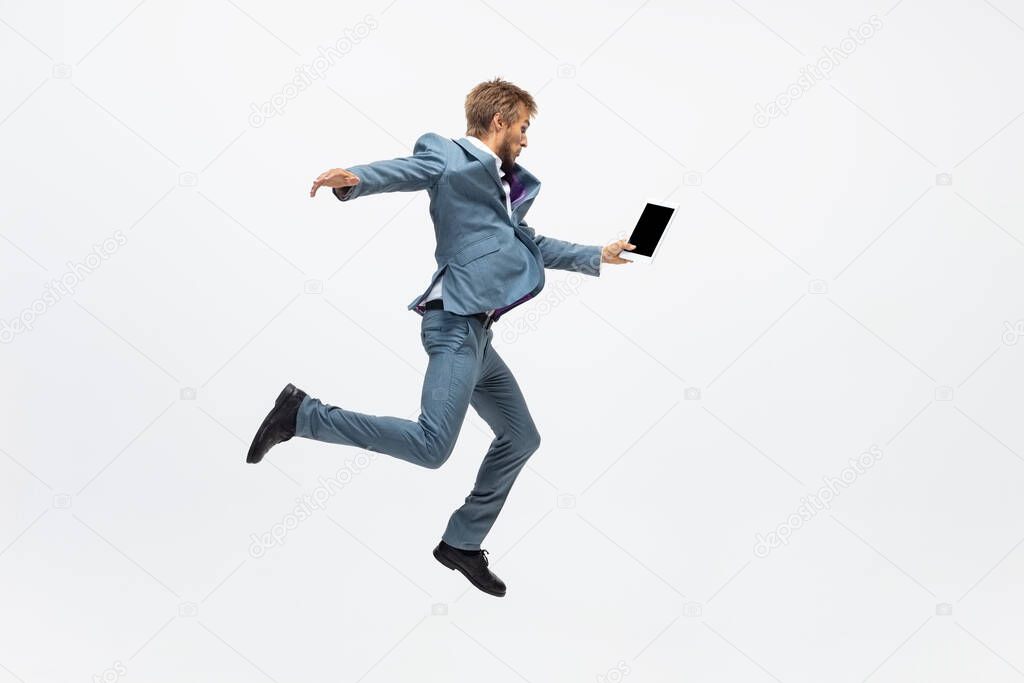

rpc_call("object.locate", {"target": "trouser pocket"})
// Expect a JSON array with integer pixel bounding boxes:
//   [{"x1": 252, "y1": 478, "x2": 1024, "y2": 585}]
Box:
[{"x1": 421, "y1": 311, "x2": 471, "y2": 354}]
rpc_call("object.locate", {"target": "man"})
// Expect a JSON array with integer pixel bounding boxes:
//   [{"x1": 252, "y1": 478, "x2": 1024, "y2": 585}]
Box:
[{"x1": 246, "y1": 78, "x2": 635, "y2": 597}]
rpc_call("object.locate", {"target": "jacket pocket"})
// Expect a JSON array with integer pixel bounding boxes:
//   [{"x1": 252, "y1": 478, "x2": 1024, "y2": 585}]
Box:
[{"x1": 452, "y1": 235, "x2": 500, "y2": 266}]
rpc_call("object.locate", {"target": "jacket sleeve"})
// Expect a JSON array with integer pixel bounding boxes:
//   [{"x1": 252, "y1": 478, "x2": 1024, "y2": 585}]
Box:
[
  {"x1": 518, "y1": 219, "x2": 602, "y2": 276},
  {"x1": 332, "y1": 132, "x2": 448, "y2": 202}
]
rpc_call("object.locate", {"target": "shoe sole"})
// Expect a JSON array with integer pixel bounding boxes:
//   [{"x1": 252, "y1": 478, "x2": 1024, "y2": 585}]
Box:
[
  {"x1": 433, "y1": 547, "x2": 506, "y2": 597},
  {"x1": 246, "y1": 383, "x2": 298, "y2": 464}
]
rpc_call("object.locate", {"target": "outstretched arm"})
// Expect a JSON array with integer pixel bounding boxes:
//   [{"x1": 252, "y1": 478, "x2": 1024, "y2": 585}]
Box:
[
  {"x1": 309, "y1": 132, "x2": 448, "y2": 200},
  {"x1": 518, "y1": 219, "x2": 635, "y2": 275}
]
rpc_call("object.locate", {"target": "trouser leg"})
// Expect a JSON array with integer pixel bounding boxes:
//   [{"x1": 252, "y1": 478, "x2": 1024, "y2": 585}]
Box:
[
  {"x1": 294, "y1": 310, "x2": 480, "y2": 469},
  {"x1": 442, "y1": 331, "x2": 542, "y2": 550}
]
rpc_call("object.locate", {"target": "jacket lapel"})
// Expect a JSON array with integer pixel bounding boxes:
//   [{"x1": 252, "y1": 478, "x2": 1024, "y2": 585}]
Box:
[
  {"x1": 454, "y1": 137, "x2": 506, "y2": 196},
  {"x1": 454, "y1": 136, "x2": 542, "y2": 224}
]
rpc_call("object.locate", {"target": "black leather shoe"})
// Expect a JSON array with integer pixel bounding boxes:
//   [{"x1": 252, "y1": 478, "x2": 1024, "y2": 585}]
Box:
[
  {"x1": 246, "y1": 383, "x2": 307, "y2": 464},
  {"x1": 433, "y1": 541, "x2": 506, "y2": 597}
]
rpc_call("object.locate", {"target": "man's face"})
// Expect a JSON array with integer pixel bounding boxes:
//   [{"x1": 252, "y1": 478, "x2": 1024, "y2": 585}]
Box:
[{"x1": 496, "y1": 104, "x2": 530, "y2": 171}]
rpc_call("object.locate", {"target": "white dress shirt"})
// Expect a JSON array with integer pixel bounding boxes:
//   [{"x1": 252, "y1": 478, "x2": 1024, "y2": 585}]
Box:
[{"x1": 421, "y1": 135, "x2": 510, "y2": 315}]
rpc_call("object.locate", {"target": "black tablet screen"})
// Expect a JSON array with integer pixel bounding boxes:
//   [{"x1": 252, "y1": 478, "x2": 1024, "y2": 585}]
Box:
[{"x1": 627, "y1": 203, "x2": 674, "y2": 257}]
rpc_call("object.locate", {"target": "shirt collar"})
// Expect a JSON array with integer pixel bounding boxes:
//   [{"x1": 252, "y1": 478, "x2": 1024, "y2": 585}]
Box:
[{"x1": 466, "y1": 135, "x2": 505, "y2": 177}]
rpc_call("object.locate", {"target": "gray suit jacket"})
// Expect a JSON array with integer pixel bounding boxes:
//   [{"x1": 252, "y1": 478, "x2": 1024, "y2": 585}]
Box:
[{"x1": 333, "y1": 133, "x2": 602, "y2": 316}]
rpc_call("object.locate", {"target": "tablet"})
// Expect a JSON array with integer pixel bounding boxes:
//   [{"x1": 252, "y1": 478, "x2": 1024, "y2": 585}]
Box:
[{"x1": 620, "y1": 199, "x2": 677, "y2": 264}]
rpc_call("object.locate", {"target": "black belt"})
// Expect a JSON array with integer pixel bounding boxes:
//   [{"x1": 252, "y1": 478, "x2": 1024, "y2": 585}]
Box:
[{"x1": 423, "y1": 298, "x2": 494, "y2": 329}]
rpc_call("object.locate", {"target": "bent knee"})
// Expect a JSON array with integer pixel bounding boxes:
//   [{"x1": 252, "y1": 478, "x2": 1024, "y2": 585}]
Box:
[
  {"x1": 421, "y1": 440, "x2": 457, "y2": 469},
  {"x1": 519, "y1": 427, "x2": 541, "y2": 455},
  {"x1": 422, "y1": 454, "x2": 447, "y2": 470}
]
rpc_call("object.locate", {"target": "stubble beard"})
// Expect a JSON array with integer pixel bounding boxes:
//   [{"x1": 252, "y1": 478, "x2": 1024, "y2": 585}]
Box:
[{"x1": 498, "y1": 136, "x2": 517, "y2": 172}]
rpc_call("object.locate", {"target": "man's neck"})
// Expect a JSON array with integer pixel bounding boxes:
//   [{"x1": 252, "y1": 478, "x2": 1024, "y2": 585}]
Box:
[{"x1": 467, "y1": 134, "x2": 501, "y2": 160}]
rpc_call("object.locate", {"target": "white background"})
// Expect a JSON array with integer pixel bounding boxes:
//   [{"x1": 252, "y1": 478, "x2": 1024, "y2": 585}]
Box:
[{"x1": 2, "y1": 0, "x2": 1024, "y2": 681}]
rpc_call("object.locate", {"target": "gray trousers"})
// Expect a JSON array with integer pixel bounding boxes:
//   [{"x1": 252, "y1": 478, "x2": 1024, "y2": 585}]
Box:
[{"x1": 294, "y1": 309, "x2": 541, "y2": 550}]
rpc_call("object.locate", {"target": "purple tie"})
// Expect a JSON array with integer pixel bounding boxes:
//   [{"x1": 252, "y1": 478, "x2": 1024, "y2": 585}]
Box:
[{"x1": 506, "y1": 168, "x2": 526, "y2": 205}]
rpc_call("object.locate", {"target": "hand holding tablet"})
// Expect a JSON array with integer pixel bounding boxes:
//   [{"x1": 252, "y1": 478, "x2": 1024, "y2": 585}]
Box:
[{"x1": 619, "y1": 199, "x2": 678, "y2": 264}]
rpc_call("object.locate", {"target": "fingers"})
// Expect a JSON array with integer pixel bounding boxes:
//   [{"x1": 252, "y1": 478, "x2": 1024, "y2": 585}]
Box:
[
  {"x1": 310, "y1": 170, "x2": 329, "y2": 197},
  {"x1": 606, "y1": 254, "x2": 632, "y2": 264},
  {"x1": 310, "y1": 169, "x2": 337, "y2": 197}
]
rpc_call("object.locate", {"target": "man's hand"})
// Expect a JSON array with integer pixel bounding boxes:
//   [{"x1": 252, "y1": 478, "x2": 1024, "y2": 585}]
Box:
[
  {"x1": 310, "y1": 168, "x2": 360, "y2": 197},
  {"x1": 601, "y1": 239, "x2": 637, "y2": 265}
]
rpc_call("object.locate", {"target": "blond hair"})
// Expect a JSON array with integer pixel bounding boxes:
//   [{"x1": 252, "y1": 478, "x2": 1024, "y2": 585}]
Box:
[{"x1": 464, "y1": 78, "x2": 537, "y2": 138}]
